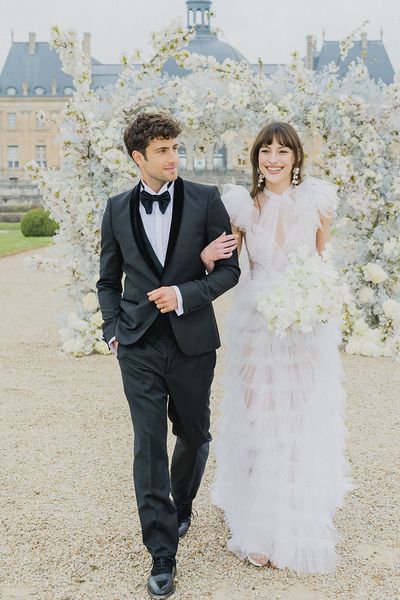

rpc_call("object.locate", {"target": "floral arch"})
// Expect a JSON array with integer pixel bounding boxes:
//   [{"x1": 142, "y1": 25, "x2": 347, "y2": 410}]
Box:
[{"x1": 27, "y1": 24, "x2": 400, "y2": 359}]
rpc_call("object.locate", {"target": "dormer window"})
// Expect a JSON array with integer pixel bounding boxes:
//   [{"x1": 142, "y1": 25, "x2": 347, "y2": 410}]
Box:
[
  {"x1": 35, "y1": 86, "x2": 45, "y2": 95},
  {"x1": 6, "y1": 87, "x2": 17, "y2": 96},
  {"x1": 63, "y1": 86, "x2": 73, "y2": 96}
]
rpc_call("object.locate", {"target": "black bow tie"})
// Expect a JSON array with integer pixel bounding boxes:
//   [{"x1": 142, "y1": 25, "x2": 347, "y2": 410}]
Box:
[{"x1": 140, "y1": 189, "x2": 171, "y2": 215}]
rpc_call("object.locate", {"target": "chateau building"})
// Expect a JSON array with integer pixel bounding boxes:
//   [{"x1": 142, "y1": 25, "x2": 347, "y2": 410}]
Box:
[{"x1": 0, "y1": 0, "x2": 395, "y2": 194}]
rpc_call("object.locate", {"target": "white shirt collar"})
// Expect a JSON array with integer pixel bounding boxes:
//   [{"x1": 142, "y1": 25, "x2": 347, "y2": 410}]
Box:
[{"x1": 141, "y1": 180, "x2": 175, "y2": 197}]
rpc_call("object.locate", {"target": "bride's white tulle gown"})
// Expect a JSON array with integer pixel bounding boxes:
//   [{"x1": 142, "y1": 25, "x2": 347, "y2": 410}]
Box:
[{"x1": 213, "y1": 177, "x2": 353, "y2": 574}]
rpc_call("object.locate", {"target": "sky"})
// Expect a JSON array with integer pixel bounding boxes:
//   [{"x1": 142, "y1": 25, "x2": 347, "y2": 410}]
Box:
[{"x1": 1, "y1": 0, "x2": 399, "y2": 72}]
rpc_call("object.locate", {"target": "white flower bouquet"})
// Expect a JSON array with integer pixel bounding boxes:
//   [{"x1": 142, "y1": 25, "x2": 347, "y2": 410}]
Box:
[{"x1": 256, "y1": 245, "x2": 349, "y2": 337}]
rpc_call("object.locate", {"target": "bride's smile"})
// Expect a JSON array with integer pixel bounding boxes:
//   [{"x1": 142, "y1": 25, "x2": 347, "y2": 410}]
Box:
[{"x1": 258, "y1": 138, "x2": 296, "y2": 194}]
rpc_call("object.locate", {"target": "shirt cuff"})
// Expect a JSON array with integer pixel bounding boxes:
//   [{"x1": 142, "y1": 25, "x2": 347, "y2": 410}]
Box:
[
  {"x1": 108, "y1": 336, "x2": 117, "y2": 353},
  {"x1": 172, "y1": 285, "x2": 184, "y2": 316}
]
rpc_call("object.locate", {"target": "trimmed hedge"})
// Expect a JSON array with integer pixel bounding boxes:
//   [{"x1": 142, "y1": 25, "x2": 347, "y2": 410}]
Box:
[
  {"x1": 0, "y1": 213, "x2": 23, "y2": 223},
  {"x1": 0, "y1": 204, "x2": 33, "y2": 213},
  {"x1": 21, "y1": 208, "x2": 59, "y2": 237}
]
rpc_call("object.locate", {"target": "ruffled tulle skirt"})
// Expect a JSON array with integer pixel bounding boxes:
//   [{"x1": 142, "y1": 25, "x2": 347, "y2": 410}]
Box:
[{"x1": 213, "y1": 276, "x2": 353, "y2": 574}]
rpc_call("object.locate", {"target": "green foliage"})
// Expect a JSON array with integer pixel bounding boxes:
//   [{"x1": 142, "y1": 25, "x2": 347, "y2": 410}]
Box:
[
  {"x1": 0, "y1": 222, "x2": 52, "y2": 257},
  {"x1": 20, "y1": 208, "x2": 59, "y2": 237}
]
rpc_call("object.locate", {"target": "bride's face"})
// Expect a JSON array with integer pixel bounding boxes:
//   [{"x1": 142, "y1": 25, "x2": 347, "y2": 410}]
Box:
[{"x1": 258, "y1": 138, "x2": 295, "y2": 188}]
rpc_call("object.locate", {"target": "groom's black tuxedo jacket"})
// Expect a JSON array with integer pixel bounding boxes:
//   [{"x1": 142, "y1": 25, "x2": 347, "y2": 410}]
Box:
[{"x1": 97, "y1": 177, "x2": 240, "y2": 356}]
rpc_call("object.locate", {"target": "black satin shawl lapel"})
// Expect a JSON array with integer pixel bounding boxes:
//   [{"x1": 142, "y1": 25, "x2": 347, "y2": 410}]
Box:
[
  {"x1": 129, "y1": 183, "x2": 161, "y2": 280},
  {"x1": 164, "y1": 177, "x2": 184, "y2": 271}
]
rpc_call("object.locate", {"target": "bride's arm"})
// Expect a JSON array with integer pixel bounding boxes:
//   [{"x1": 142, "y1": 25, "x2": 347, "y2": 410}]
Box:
[
  {"x1": 316, "y1": 212, "x2": 332, "y2": 254},
  {"x1": 232, "y1": 225, "x2": 243, "y2": 255},
  {"x1": 200, "y1": 228, "x2": 240, "y2": 273}
]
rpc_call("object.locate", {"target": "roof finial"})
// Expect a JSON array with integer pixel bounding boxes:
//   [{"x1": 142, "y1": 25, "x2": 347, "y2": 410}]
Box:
[
  {"x1": 380, "y1": 26, "x2": 383, "y2": 41},
  {"x1": 322, "y1": 28, "x2": 325, "y2": 42},
  {"x1": 11, "y1": 28, "x2": 14, "y2": 43}
]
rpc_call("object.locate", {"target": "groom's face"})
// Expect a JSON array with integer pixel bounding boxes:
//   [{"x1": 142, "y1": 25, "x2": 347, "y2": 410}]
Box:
[{"x1": 132, "y1": 138, "x2": 179, "y2": 189}]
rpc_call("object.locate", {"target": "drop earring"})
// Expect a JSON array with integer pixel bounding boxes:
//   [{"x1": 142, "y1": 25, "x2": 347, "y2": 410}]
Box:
[
  {"x1": 292, "y1": 166, "x2": 300, "y2": 185},
  {"x1": 257, "y1": 168, "x2": 265, "y2": 188}
]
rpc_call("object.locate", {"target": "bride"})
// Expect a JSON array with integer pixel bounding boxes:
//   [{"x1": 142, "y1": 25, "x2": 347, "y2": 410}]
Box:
[{"x1": 200, "y1": 122, "x2": 353, "y2": 574}]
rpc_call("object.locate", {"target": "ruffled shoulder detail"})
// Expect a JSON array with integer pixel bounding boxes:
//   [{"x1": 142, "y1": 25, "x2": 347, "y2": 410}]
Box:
[
  {"x1": 298, "y1": 176, "x2": 339, "y2": 217},
  {"x1": 222, "y1": 184, "x2": 254, "y2": 232}
]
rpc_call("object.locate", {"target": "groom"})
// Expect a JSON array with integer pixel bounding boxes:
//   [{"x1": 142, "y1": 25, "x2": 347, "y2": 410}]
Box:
[{"x1": 97, "y1": 112, "x2": 240, "y2": 598}]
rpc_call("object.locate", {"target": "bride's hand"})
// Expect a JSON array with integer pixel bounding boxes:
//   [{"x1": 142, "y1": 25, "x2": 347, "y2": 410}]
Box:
[{"x1": 200, "y1": 232, "x2": 238, "y2": 273}]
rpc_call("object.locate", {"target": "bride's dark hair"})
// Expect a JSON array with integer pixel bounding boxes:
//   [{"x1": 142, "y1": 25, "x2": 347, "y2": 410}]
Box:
[{"x1": 250, "y1": 122, "x2": 305, "y2": 199}]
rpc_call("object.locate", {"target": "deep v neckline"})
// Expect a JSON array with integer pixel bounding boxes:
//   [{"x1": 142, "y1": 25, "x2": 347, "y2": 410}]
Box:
[{"x1": 251, "y1": 186, "x2": 297, "y2": 250}]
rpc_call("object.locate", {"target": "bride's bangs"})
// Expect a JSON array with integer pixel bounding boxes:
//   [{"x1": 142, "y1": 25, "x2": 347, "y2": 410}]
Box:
[{"x1": 260, "y1": 123, "x2": 296, "y2": 151}]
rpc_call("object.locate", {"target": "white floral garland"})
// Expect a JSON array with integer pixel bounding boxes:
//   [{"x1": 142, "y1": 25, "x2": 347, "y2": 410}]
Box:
[{"x1": 26, "y1": 23, "x2": 400, "y2": 359}]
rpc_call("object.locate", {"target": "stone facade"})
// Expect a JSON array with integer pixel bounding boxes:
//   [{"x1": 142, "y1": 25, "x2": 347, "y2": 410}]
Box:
[{"x1": 0, "y1": 96, "x2": 64, "y2": 185}]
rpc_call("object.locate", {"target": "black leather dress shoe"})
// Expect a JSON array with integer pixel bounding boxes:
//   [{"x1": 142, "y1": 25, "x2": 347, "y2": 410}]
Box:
[
  {"x1": 176, "y1": 503, "x2": 192, "y2": 538},
  {"x1": 147, "y1": 556, "x2": 176, "y2": 599},
  {"x1": 178, "y1": 515, "x2": 191, "y2": 538}
]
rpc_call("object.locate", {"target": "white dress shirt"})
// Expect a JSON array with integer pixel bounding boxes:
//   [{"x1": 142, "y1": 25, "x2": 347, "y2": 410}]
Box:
[
  {"x1": 108, "y1": 179, "x2": 183, "y2": 351},
  {"x1": 139, "y1": 179, "x2": 183, "y2": 314}
]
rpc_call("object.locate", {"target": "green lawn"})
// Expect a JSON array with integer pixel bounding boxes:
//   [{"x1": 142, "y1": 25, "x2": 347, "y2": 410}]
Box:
[{"x1": 0, "y1": 222, "x2": 53, "y2": 258}]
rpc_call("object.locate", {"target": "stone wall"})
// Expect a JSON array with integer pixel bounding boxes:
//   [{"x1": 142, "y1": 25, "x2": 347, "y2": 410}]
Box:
[
  {"x1": 0, "y1": 180, "x2": 42, "y2": 207},
  {"x1": 0, "y1": 181, "x2": 42, "y2": 221}
]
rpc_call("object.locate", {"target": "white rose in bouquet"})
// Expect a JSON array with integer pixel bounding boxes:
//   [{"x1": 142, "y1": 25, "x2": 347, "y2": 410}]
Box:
[{"x1": 256, "y1": 245, "x2": 349, "y2": 337}]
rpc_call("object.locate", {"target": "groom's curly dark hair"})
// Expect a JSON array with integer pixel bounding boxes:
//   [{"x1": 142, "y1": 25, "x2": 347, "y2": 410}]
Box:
[{"x1": 124, "y1": 112, "x2": 182, "y2": 158}]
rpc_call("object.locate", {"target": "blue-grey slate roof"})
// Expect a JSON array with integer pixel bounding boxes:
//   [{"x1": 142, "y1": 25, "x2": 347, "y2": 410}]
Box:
[
  {"x1": 163, "y1": 31, "x2": 249, "y2": 77},
  {"x1": 4, "y1": 35, "x2": 391, "y2": 97},
  {"x1": 315, "y1": 40, "x2": 394, "y2": 84},
  {"x1": 0, "y1": 42, "x2": 74, "y2": 96},
  {"x1": 91, "y1": 63, "x2": 122, "y2": 89}
]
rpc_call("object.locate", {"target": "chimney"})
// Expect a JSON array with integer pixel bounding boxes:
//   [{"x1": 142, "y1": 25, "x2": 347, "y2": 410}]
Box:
[
  {"x1": 28, "y1": 32, "x2": 36, "y2": 55},
  {"x1": 82, "y1": 32, "x2": 91, "y2": 58},
  {"x1": 306, "y1": 35, "x2": 314, "y2": 70}
]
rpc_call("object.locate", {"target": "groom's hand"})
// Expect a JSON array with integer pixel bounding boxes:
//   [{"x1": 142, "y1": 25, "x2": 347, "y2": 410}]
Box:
[
  {"x1": 147, "y1": 286, "x2": 178, "y2": 313},
  {"x1": 110, "y1": 340, "x2": 119, "y2": 353}
]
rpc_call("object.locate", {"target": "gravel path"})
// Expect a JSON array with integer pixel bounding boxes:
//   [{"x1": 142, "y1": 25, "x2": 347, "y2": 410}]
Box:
[{"x1": 1, "y1": 249, "x2": 399, "y2": 600}]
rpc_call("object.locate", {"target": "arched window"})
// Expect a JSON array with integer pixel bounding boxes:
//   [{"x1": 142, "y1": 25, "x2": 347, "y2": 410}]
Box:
[
  {"x1": 6, "y1": 87, "x2": 17, "y2": 96},
  {"x1": 196, "y1": 8, "x2": 202, "y2": 25},
  {"x1": 213, "y1": 144, "x2": 227, "y2": 171},
  {"x1": 64, "y1": 86, "x2": 73, "y2": 96},
  {"x1": 34, "y1": 86, "x2": 45, "y2": 96}
]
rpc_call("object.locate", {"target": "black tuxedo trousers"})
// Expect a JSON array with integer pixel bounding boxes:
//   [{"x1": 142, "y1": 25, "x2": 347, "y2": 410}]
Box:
[{"x1": 118, "y1": 321, "x2": 215, "y2": 557}]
